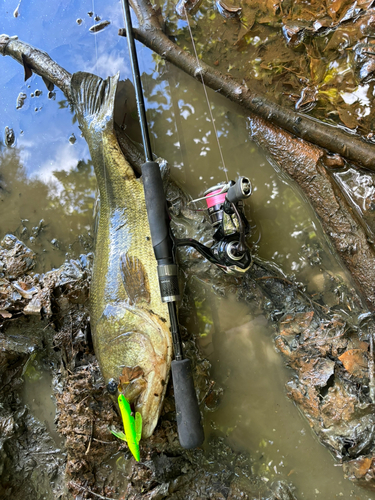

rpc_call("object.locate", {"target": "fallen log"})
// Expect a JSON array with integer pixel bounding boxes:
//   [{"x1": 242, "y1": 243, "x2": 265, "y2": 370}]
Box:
[{"x1": 124, "y1": 0, "x2": 375, "y2": 171}]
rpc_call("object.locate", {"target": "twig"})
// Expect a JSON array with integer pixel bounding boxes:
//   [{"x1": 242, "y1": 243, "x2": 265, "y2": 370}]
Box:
[
  {"x1": 30, "y1": 449, "x2": 62, "y2": 455},
  {"x1": 199, "y1": 379, "x2": 215, "y2": 405},
  {"x1": 254, "y1": 275, "x2": 330, "y2": 313},
  {"x1": 93, "y1": 438, "x2": 117, "y2": 445},
  {"x1": 85, "y1": 420, "x2": 94, "y2": 455},
  {"x1": 70, "y1": 481, "x2": 118, "y2": 500}
]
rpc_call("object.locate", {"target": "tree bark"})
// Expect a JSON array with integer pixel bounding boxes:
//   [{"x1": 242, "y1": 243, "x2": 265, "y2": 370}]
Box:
[
  {"x1": 249, "y1": 115, "x2": 375, "y2": 311},
  {"x1": 124, "y1": 0, "x2": 375, "y2": 172}
]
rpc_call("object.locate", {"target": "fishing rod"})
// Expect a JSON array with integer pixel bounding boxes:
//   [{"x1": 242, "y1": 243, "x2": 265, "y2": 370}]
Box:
[
  {"x1": 121, "y1": 0, "x2": 253, "y2": 449},
  {"x1": 121, "y1": 0, "x2": 204, "y2": 449}
]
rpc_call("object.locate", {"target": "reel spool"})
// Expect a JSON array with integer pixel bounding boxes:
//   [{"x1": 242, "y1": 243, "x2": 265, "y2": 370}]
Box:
[{"x1": 176, "y1": 176, "x2": 253, "y2": 274}]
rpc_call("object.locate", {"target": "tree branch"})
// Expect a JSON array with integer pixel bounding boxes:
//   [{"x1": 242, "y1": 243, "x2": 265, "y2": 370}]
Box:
[
  {"x1": 122, "y1": 0, "x2": 375, "y2": 172},
  {"x1": 0, "y1": 35, "x2": 72, "y2": 99},
  {"x1": 249, "y1": 114, "x2": 375, "y2": 311},
  {"x1": 0, "y1": 34, "x2": 144, "y2": 174}
]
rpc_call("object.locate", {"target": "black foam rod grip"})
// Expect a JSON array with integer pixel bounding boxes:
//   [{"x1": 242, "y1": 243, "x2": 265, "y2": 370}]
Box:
[
  {"x1": 141, "y1": 161, "x2": 171, "y2": 259},
  {"x1": 171, "y1": 358, "x2": 205, "y2": 449}
]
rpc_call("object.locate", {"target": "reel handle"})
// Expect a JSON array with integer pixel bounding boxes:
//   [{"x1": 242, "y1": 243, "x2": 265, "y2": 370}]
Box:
[{"x1": 171, "y1": 358, "x2": 205, "y2": 449}]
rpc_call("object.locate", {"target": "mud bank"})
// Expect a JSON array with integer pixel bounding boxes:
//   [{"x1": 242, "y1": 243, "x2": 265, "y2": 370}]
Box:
[{"x1": 0, "y1": 234, "x2": 297, "y2": 500}]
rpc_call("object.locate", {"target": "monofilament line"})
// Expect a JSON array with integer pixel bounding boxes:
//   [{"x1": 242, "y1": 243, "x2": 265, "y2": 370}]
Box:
[
  {"x1": 92, "y1": 0, "x2": 107, "y2": 194},
  {"x1": 184, "y1": 7, "x2": 229, "y2": 182}
]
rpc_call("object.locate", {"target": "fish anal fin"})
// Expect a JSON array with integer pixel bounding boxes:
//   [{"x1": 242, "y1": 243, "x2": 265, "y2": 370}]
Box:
[
  {"x1": 120, "y1": 253, "x2": 151, "y2": 306},
  {"x1": 21, "y1": 54, "x2": 33, "y2": 81}
]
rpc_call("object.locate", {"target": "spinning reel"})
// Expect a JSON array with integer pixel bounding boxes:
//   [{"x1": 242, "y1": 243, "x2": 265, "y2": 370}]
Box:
[{"x1": 175, "y1": 176, "x2": 253, "y2": 274}]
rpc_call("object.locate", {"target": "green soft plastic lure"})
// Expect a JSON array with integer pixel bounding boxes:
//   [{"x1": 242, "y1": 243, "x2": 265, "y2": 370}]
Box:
[{"x1": 111, "y1": 394, "x2": 142, "y2": 461}]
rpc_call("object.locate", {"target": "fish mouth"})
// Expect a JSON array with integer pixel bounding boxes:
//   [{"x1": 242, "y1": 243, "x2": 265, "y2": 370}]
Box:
[{"x1": 107, "y1": 365, "x2": 167, "y2": 439}]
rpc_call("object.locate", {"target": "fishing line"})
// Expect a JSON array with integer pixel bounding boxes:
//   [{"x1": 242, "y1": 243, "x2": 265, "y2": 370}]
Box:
[
  {"x1": 184, "y1": 7, "x2": 229, "y2": 183},
  {"x1": 91, "y1": 0, "x2": 99, "y2": 68},
  {"x1": 91, "y1": 0, "x2": 108, "y2": 201}
]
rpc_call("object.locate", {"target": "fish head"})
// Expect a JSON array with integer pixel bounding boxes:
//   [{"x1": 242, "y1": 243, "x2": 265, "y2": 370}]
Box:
[{"x1": 97, "y1": 309, "x2": 171, "y2": 439}]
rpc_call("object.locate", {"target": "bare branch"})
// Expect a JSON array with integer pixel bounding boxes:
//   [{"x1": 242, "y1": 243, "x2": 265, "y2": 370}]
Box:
[
  {"x1": 0, "y1": 34, "x2": 72, "y2": 99},
  {"x1": 0, "y1": 34, "x2": 144, "y2": 174},
  {"x1": 123, "y1": 0, "x2": 375, "y2": 172}
]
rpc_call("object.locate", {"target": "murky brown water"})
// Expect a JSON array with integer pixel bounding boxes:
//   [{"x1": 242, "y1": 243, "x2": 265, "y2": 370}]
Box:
[{"x1": 0, "y1": 1, "x2": 373, "y2": 499}]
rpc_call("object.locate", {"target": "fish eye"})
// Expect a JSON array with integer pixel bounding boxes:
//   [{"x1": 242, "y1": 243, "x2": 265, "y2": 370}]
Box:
[{"x1": 107, "y1": 378, "x2": 118, "y2": 395}]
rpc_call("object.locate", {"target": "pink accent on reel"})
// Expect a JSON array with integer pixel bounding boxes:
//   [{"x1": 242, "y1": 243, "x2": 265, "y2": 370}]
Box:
[{"x1": 205, "y1": 189, "x2": 226, "y2": 209}]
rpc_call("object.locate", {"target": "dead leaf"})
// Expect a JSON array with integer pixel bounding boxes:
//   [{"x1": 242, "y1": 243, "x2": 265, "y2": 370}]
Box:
[
  {"x1": 338, "y1": 107, "x2": 358, "y2": 130},
  {"x1": 321, "y1": 380, "x2": 356, "y2": 425},
  {"x1": 300, "y1": 357, "x2": 335, "y2": 387},
  {"x1": 343, "y1": 456, "x2": 374, "y2": 480},
  {"x1": 338, "y1": 348, "x2": 368, "y2": 377},
  {"x1": 280, "y1": 311, "x2": 314, "y2": 335}
]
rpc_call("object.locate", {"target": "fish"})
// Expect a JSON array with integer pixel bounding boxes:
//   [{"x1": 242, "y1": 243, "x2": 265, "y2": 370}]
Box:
[{"x1": 70, "y1": 71, "x2": 172, "y2": 439}]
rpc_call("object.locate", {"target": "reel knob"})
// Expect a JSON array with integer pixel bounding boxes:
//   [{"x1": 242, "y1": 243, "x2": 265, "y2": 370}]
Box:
[{"x1": 226, "y1": 177, "x2": 252, "y2": 204}]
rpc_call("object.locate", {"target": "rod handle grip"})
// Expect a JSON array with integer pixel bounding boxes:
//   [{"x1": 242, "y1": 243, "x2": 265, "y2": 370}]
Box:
[
  {"x1": 171, "y1": 358, "x2": 205, "y2": 449},
  {"x1": 142, "y1": 161, "x2": 171, "y2": 259}
]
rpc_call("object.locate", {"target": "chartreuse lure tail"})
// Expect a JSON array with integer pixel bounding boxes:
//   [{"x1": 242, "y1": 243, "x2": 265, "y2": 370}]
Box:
[{"x1": 111, "y1": 394, "x2": 142, "y2": 461}]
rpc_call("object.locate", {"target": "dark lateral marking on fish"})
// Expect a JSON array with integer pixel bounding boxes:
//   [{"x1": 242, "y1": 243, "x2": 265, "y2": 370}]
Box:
[
  {"x1": 154, "y1": 394, "x2": 159, "y2": 397},
  {"x1": 120, "y1": 253, "x2": 151, "y2": 305},
  {"x1": 21, "y1": 54, "x2": 33, "y2": 81},
  {"x1": 148, "y1": 308, "x2": 167, "y2": 323}
]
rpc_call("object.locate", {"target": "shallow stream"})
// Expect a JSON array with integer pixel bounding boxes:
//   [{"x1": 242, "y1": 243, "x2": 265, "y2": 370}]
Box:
[{"x1": 0, "y1": 1, "x2": 373, "y2": 499}]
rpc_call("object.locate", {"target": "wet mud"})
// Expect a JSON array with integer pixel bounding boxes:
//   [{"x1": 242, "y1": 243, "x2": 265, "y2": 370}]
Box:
[
  {"x1": 1, "y1": 195, "x2": 374, "y2": 497},
  {"x1": 238, "y1": 257, "x2": 375, "y2": 492},
  {"x1": 0, "y1": 234, "x2": 300, "y2": 500}
]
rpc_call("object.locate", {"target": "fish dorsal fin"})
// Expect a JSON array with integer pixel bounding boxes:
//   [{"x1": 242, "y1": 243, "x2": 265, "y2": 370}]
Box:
[
  {"x1": 70, "y1": 71, "x2": 119, "y2": 131},
  {"x1": 120, "y1": 253, "x2": 151, "y2": 306}
]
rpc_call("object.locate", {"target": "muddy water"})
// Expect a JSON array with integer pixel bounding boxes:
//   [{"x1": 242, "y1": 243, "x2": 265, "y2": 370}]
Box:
[{"x1": 0, "y1": 1, "x2": 372, "y2": 499}]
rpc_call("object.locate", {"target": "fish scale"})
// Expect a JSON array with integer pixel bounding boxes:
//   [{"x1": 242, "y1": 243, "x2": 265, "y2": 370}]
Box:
[{"x1": 70, "y1": 71, "x2": 172, "y2": 439}]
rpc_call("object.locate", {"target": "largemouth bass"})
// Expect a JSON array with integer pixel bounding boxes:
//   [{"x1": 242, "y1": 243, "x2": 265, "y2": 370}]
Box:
[{"x1": 70, "y1": 72, "x2": 172, "y2": 439}]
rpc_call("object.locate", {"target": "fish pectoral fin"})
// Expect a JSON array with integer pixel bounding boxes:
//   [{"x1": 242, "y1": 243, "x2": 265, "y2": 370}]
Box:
[
  {"x1": 120, "y1": 253, "x2": 151, "y2": 306},
  {"x1": 110, "y1": 429, "x2": 127, "y2": 442},
  {"x1": 135, "y1": 412, "x2": 142, "y2": 444}
]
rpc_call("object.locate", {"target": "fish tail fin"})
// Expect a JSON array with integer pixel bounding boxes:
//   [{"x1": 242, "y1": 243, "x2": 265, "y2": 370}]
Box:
[{"x1": 70, "y1": 71, "x2": 119, "y2": 131}]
